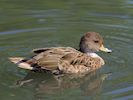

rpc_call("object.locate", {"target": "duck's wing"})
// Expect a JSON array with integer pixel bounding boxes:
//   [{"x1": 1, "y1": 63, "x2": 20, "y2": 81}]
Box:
[
  {"x1": 33, "y1": 47, "x2": 79, "y2": 70},
  {"x1": 58, "y1": 53, "x2": 103, "y2": 74},
  {"x1": 9, "y1": 47, "x2": 80, "y2": 71},
  {"x1": 32, "y1": 48, "x2": 51, "y2": 54},
  {"x1": 32, "y1": 47, "x2": 55, "y2": 54},
  {"x1": 32, "y1": 47, "x2": 78, "y2": 54}
]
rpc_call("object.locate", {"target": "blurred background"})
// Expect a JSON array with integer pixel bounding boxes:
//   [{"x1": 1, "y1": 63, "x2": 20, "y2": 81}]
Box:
[{"x1": 0, "y1": 0, "x2": 133, "y2": 100}]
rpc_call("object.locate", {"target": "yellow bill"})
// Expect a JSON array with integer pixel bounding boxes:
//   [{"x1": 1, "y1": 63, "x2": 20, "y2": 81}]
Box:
[{"x1": 100, "y1": 44, "x2": 112, "y2": 53}]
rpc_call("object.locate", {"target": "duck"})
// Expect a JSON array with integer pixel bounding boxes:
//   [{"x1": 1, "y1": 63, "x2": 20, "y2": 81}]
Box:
[{"x1": 9, "y1": 32, "x2": 112, "y2": 74}]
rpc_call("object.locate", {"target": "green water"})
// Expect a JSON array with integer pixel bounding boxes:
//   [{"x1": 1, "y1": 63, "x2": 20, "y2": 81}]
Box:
[{"x1": 0, "y1": 0, "x2": 133, "y2": 100}]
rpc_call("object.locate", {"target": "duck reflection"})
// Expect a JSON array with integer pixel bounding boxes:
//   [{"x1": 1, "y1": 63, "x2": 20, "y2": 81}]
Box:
[{"x1": 15, "y1": 71, "x2": 111, "y2": 96}]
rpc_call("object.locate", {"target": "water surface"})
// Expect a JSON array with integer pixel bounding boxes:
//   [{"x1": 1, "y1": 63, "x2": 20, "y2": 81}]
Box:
[{"x1": 0, "y1": 0, "x2": 133, "y2": 100}]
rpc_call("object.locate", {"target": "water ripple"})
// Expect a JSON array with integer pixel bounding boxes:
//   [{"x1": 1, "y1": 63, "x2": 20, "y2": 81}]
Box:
[
  {"x1": 113, "y1": 95, "x2": 133, "y2": 100},
  {"x1": 105, "y1": 86, "x2": 133, "y2": 95},
  {"x1": 0, "y1": 27, "x2": 56, "y2": 35}
]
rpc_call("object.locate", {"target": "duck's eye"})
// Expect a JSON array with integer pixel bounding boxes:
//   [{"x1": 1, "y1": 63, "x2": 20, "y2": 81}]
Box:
[{"x1": 94, "y1": 40, "x2": 99, "y2": 43}]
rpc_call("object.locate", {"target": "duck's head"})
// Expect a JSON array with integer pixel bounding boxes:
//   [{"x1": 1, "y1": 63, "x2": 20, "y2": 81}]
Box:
[{"x1": 79, "y1": 32, "x2": 112, "y2": 53}]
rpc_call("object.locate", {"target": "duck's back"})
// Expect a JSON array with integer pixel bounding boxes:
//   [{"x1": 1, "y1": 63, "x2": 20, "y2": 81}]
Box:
[{"x1": 32, "y1": 47, "x2": 80, "y2": 70}]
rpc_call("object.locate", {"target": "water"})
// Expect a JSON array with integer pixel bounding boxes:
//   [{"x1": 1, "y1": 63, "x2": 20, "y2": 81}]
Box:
[{"x1": 0, "y1": 0, "x2": 133, "y2": 100}]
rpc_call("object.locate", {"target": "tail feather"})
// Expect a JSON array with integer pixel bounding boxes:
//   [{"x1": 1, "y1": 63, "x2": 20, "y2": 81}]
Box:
[
  {"x1": 9, "y1": 57, "x2": 24, "y2": 64},
  {"x1": 9, "y1": 57, "x2": 33, "y2": 70}
]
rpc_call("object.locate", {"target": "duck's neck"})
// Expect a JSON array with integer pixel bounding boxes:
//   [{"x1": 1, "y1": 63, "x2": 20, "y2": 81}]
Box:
[
  {"x1": 87, "y1": 52, "x2": 99, "y2": 58},
  {"x1": 79, "y1": 48, "x2": 99, "y2": 58},
  {"x1": 79, "y1": 47, "x2": 94, "y2": 53}
]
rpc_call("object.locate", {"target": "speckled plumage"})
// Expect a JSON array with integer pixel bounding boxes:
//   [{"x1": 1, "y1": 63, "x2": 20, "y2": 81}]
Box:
[{"x1": 9, "y1": 32, "x2": 112, "y2": 74}]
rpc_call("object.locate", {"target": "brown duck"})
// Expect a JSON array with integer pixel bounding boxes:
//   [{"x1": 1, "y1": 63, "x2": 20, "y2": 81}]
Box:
[{"x1": 9, "y1": 32, "x2": 112, "y2": 74}]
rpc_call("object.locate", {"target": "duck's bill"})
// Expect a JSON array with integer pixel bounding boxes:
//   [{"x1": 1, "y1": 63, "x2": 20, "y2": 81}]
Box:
[{"x1": 100, "y1": 45, "x2": 112, "y2": 53}]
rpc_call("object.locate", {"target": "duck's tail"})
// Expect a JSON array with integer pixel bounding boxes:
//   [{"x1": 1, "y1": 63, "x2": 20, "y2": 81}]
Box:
[{"x1": 8, "y1": 57, "x2": 33, "y2": 70}]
